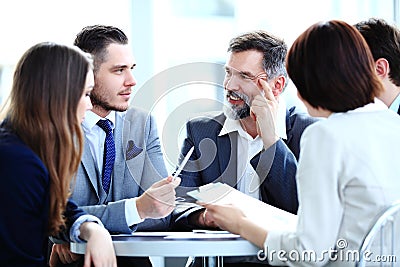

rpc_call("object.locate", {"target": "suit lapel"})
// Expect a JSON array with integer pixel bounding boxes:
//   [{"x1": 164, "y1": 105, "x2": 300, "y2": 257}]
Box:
[
  {"x1": 81, "y1": 137, "x2": 105, "y2": 200},
  {"x1": 217, "y1": 131, "x2": 238, "y2": 188},
  {"x1": 285, "y1": 108, "x2": 293, "y2": 145},
  {"x1": 121, "y1": 110, "x2": 144, "y2": 191},
  {"x1": 112, "y1": 114, "x2": 126, "y2": 199}
]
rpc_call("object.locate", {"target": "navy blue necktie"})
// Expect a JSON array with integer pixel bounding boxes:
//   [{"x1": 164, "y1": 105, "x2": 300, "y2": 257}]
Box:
[
  {"x1": 397, "y1": 105, "x2": 400, "y2": 115},
  {"x1": 96, "y1": 119, "x2": 115, "y2": 193}
]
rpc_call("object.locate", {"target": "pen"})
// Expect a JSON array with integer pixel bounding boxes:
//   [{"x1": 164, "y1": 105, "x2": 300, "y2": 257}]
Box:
[{"x1": 172, "y1": 146, "x2": 194, "y2": 180}]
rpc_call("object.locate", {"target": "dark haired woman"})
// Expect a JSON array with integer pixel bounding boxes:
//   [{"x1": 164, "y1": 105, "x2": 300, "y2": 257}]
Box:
[
  {"x1": 0, "y1": 42, "x2": 116, "y2": 267},
  {"x1": 201, "y1": 20, "x2": 400, "y2": 266}
]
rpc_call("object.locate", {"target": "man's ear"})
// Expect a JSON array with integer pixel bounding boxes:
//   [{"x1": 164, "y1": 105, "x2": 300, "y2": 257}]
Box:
[
  {"x1": 272, "y1": 76, "x2": 286, "y2": 96},
  {"x1": 375, "y1": 58, "x2": 389, "y2": 79}
]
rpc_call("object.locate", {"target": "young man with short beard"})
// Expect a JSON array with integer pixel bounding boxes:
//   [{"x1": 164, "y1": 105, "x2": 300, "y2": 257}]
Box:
[{"x1": 49, "y1": 25, "x2": 178, "y2": 267}]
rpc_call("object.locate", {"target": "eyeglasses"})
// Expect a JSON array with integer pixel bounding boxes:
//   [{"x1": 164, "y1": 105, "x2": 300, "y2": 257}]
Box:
[{"x1": 224, "y1": 66, "x2": 267, "y2": 84}]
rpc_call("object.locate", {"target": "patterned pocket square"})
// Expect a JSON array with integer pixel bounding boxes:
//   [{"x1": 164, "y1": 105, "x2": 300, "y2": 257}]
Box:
[{"x1": 126, "y1": 140, "x2": 143, "y2": 160}]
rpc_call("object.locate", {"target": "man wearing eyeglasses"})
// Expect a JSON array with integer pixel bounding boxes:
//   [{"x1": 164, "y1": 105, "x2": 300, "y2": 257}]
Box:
[{"x1": 173, "y1": 30, "x2": 317, "y2": 266}]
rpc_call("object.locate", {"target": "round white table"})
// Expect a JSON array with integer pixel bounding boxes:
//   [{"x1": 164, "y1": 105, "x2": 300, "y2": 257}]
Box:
[{"x1": 71, "y1": 232, "x2": 260, "y2": 267}]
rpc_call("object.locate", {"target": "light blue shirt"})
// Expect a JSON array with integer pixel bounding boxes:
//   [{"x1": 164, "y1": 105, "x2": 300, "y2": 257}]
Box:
[
  {"x1": 81, "y1": 111, "x2": 143, "y2": 227},
  {"x1": 389, "y1": 93, "x2": 400, "y2": 113},
  {"x1": 82, "y1": 111, "x2": 116, "y2": 173}
]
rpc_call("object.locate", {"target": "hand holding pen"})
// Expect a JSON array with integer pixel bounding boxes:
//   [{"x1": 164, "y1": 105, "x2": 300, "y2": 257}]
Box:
[{"x1": 173, "y1": 146, "x2": 194, "y2": 181}]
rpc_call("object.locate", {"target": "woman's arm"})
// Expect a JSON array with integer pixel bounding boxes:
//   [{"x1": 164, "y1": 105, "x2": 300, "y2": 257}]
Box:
[
  {"x1": 79, "y1": 222, "x2": 117, "y2": 267},
  {"x1": 203, "y1": 203, "x2": 268, "y2": 248}
]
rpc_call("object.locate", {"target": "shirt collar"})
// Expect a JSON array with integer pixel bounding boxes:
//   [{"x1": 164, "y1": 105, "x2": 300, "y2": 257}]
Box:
[
  {"x1": 82, "y1": 110, "x2": 116, "y2": 132},
  {"x1": 361, "y1": 98, "x2": 389, "y2": 112},
  {"x1": 329, "y1": 98, "x2": 388, "y2": 119},
  {"x1": 219, "y1": 117, "x2": 246, "y2": 138},
  {"x1": 389, "y1": 92, "x2": 400, "y2": 113},
  {"x1": 219, "y1": 98, "x2": 287, "y2": 139}
]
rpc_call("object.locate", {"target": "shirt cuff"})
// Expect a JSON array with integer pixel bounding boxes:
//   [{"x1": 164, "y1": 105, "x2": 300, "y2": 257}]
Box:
[
  {"x1": 264, "y1": 230, "x2": 288, "y2": 266},
  {"x1": 125, "y1": 197, "x2": 144, "y2": 226},
  {"x1": 69, "y1": 215, "x2": 103, "y2": 243}
]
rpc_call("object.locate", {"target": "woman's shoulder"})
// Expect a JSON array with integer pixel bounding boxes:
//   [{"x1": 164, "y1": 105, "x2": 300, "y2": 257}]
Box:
[
  {"x1": 0, "y1": 127, "x2": 32, "y2": 156},
  {"x1": 0, "y1": 126, "x2": 48, "y2": 179}
]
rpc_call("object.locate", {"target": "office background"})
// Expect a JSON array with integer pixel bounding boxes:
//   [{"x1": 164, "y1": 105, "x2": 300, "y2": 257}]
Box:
[{"x1": 0, "y1": 0, "x2": 398, "y2": 172}]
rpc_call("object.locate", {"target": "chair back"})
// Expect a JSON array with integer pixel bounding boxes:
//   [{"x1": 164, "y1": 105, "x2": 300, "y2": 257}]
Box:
[{"x1": 357, "y1": 201, "x2": 400, "y2": 267}]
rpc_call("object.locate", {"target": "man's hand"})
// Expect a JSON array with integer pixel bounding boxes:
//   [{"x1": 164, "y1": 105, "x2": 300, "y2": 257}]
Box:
[
  {"x1": 49, "y1": 243, "x2": 81, "y2": 267},
  {"x1": 136, "y1": 176, "x2": 181, "y2": 219},
  {"x1": 250, "y1": 79, "x2": 279, "y2": 149}
]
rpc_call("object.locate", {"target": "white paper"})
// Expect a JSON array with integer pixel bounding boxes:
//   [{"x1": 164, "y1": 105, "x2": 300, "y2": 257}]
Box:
[{"x1": 187, "y1": 182, "x2": 298, "y2": 232}]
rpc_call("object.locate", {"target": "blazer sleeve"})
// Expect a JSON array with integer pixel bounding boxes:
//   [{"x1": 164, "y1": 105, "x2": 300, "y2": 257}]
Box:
[
  {"x1": 78, "y1": 200, "x2": 133, "y2": 234},
  {"x1": 139, "y1": 113, "x2": 168, "y2": 191},
  {"x1": 53, "y1": 199, "x2": 91, "y2": 242}
]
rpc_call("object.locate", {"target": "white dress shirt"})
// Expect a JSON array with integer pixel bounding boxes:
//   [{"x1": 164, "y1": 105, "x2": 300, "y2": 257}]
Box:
[
  {"x1": 82, "y1": 110, "x2": 143, "y2": 226},
  {"x1": 219, "y1": 99, "x2": 287, "y2": 199},
  {"x1": 82, "y1": 111, "x2": 116, "y2": 173},
  {"x1": 389, "y1": 92, "x2": 400, "y2": 113}
]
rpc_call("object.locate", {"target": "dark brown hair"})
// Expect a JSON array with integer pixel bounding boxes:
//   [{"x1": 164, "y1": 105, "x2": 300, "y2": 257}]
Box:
[
  {"x1": 286, "y1": 20, "x2": 383, "y2": 112},
  {"x1": 74, "y1": 25, "x2": 128, "y2": 73},
  {"x1": 7, "y1": 42, "x2": 91, "y2": 234},
  {"x1": 355, "y1": 18, "x2": 400, "y2": 86}
]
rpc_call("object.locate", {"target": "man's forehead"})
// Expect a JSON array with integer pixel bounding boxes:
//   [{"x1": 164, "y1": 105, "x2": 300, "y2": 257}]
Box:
[
  {"x1": 104, "y1": 43, "x2": 135, "y2": 66},
  {"x1": 226, "y1": 51, "x2": 263, "y2": 69},
  {"x1": 225, "y1": 61, "x2": 261, "y2": 76}
]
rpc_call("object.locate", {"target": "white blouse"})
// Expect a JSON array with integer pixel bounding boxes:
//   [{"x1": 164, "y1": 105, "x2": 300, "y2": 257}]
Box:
[{"x1": 264, "y1": 101, "x2": 400, "y2": 266}]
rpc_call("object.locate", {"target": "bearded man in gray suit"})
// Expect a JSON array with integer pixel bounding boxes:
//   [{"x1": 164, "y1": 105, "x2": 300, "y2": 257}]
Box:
[{"x1": 49, "y1": 25, "x2": 178, "y2": 267}]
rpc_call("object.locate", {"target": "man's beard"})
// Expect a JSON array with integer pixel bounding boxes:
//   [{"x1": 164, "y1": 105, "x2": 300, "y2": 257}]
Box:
[
  {"x1": 90, "y1": 88, "x2": 128, "y2": 113},
  {"x1": 223, "y1": 90, "x2": 251, "y2": 120}
]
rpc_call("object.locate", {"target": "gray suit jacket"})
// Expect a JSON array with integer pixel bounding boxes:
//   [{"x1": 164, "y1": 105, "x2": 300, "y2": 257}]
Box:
[{"x1": 70, "y1": 108, "x2": 169, "y2": 233}]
